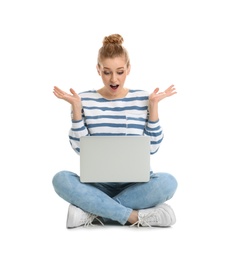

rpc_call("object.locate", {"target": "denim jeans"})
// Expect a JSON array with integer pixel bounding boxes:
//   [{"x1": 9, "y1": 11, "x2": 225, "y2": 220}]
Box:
[{"x1": 52, "y1": 171, "x2": 177, "y2": 225}]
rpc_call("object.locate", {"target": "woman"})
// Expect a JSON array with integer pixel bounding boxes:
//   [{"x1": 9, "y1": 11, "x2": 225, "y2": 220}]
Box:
[{"x1": 52, "y1": 34, "x2": 178, "y2": 228}]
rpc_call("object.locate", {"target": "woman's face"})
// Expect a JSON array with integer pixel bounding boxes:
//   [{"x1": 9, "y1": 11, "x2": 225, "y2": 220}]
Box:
[{"x1": 97, "y1": 56, "x2": 130, "y2": 98}]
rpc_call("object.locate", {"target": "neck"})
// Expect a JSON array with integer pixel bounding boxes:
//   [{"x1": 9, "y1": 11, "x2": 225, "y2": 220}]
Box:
[{"x1": 97, "y1": 87, "x2": 129, "y2": 100}]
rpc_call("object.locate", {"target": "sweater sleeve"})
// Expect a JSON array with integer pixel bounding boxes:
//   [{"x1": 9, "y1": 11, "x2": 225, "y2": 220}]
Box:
[
  {"x1": 144, "y1": 119, "x2": 164, "y2": 154},
  {"x1": 69, "y1": 118, "x2": 89, "y2": 155}
]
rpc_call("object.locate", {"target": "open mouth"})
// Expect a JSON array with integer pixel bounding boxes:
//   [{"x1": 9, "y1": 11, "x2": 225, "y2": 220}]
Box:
[{"x1": 110, "y1": 84, "x2": 119, "y2": 90}]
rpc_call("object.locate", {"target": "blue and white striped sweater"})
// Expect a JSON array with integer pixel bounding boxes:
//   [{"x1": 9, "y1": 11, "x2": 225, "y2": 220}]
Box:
[{"x1": 69, "y1": 89, "x2": 164, "y2": 155}]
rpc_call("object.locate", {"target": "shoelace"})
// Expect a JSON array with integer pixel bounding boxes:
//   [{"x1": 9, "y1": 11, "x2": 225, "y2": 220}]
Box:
[
  {"x1": 83, "y1": 215, "x2": 104, "y2": 227},
  {"x1": 130, "y1": 212, "x2": 159, "y2": 227}
]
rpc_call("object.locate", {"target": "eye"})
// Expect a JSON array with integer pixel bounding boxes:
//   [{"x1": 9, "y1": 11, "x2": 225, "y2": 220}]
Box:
[
  {"x1": 103, "y1": 71, "x2": 111, "y2": 75},
  {"x1": 117, "y1": 71, "x2": 124, "y2": 75}
]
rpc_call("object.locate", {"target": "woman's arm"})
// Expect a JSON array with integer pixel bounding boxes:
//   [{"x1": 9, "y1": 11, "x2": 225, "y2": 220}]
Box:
[
  {"x1": 69, "y1": 118, "x2": 89, "y2": 154},
  {"x1": 53, "y1": 86, "x2": 82, "y2": 120},
  {"x1": 53, "y1": 86, "x2": 88, "y2": 154},
  {"x1": 148, "y1": 85, "x2": 177, "y2": 121},
  {"x1": 145, "y1": 85, "x2": 177, "y2": 154}
]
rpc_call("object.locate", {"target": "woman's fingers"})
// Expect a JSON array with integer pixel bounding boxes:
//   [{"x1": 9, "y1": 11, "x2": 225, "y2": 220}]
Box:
[
  {"x1": 69, "y1": 88, "x2": 77, "y2": 96},
  {"x1": 164, "y1": 85, "x2": 177, "y2": 96},
  {"x1": 53, "y1": 86, "x2": 65, "y2": 97}
]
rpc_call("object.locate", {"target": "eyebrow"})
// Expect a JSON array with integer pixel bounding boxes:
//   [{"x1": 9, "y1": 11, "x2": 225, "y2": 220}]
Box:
[{"x1": 103, "y1": 67, "x2": 125, "y2": 70}]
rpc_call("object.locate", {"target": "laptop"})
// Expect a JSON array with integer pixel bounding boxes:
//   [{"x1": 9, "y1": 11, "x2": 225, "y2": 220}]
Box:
[{"x1": 79, "y1": 136, "x2": 151, "y2": 183}]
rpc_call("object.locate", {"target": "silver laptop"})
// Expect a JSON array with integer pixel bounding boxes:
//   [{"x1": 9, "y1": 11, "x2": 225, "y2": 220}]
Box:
[{"x1": 79, "y1": 136, "x2": 151, "y2": 183}]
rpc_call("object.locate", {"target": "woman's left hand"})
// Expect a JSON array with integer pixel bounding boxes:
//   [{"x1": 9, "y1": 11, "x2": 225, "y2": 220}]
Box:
[{"x1": 149, "y1": 85, "x2": 177, "y2": 105}]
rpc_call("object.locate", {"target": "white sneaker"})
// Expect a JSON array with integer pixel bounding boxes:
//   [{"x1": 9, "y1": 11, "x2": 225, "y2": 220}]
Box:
[
  {"x1": 66, "y1": 204, "x2": 104, "y2": 228},
  {"x1": 131, "y1": 203, "x2": 176, "y2": 227}
]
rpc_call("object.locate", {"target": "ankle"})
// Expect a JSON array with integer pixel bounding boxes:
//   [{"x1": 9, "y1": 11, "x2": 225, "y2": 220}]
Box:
[{"x1": 128, "y1": 210, "x2": 138, "y2": 224}]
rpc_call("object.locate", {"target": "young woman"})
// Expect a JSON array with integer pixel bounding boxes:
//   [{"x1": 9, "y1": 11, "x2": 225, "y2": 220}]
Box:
[{"x1": 52, "y1": 34, "x2": 178, "y2": 228}]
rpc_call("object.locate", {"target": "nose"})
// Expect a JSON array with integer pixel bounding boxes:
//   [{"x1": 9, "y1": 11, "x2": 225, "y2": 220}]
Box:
[{"x1": 110, "y1": 73, "x2": 117, "y2": 83}]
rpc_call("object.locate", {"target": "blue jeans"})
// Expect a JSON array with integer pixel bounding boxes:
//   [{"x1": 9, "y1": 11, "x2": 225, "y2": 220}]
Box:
[{"x1": 52, "y1": 171, "x2": 177, "y2": 225}]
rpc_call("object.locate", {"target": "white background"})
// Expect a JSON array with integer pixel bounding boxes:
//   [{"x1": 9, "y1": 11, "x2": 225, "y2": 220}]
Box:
[{"x1": 0, "y1": 0, "x2": 225, "y2": 259}]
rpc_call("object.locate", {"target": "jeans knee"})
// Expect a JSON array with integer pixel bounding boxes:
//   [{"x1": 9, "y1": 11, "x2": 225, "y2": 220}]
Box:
[
  {"x1": 154, "y1": 172, "x2": 178, "y2": 200},
  {"x1": 165, "y1": 173, "x2": 178, "y2": 199},
  {"x1": 52, "y1": 171, "x2": 66, "y2": 190},
  {"x1": 169, "y1": 173, "x2": 178, "y2": 190}
]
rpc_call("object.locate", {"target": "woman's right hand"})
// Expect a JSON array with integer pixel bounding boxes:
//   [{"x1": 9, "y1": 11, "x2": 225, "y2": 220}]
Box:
[{"x1": 53, "y1": 86, "x2": 82, "y2": 120}]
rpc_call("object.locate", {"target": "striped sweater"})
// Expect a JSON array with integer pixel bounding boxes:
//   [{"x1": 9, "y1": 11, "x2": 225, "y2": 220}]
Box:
[{"x1": 69, "y1": 89, "x2": 164, "y2": 155}]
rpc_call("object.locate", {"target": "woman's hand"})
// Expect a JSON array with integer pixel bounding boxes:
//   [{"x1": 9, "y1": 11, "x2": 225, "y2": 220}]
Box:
[
  {"x1": 149, "y1": 85, "x2": 177, "y2": 105},
  {"x1": 148, "y1": 85, "x2": 177, "y2": 121},
  {"x1": 53, "y1": 86, "x2": 81, "y2": 105},
  {"x1": 53, "y1": 86, "x2": 82, "y2": 120}
]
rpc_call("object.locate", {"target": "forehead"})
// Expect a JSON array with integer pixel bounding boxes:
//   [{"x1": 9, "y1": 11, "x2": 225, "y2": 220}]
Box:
[{"x1": 99, "y1": 57, "x2": 127, "y2": 70}]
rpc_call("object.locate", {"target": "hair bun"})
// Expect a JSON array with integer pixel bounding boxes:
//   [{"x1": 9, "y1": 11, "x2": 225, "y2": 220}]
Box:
[{"x1": 103, "y1": 34, "x2": 124, "y2": 46}]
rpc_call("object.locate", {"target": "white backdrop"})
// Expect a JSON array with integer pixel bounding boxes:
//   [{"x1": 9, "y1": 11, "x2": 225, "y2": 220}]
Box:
[{"x1": 0, "y1": 0, "x2": 225, "y2": 259}]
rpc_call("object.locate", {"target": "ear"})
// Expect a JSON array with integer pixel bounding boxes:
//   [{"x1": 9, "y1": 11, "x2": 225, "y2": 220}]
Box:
[{"x1": 96, "y1": 64, "x2": 101, "y2": 75}]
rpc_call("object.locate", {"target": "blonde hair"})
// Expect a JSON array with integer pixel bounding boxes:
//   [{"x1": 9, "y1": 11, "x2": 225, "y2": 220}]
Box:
[{"x1": 97, "y1": 34, "x2": 130, "y2": 68}]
